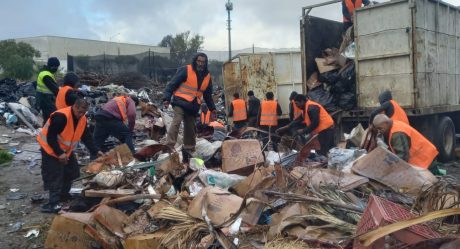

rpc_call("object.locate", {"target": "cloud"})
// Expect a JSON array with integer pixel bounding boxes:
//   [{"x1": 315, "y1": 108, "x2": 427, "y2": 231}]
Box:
[{"x1": 2, "y1": 0, "x2": 460, "y2": 50}]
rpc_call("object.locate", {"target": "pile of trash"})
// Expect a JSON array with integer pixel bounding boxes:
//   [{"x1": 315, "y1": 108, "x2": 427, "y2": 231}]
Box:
[
  {"x1": 308, "y1": 46, "x2": 357, "y2": 112},
  {"x1": 44, "y1": 119, "x2": 460, "y2": 249}
]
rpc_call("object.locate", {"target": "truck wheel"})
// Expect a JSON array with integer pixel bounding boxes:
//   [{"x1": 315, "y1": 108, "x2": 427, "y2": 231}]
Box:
[{"x1": 435, "y1": 116, "x2": 456, "y2": 162}]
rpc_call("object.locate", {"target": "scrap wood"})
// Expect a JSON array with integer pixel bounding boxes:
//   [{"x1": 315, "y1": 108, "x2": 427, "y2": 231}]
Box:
[
  {"x1": 84, "y1": 189, "x2": 137, "y2": 198},
  {"x1": 263, "y1": 191, "x2": 364, "y2": 213},
  {"x1": 358, "y1": 208, "x2": 460, "y2": 247},
  {"x1": 294, "y1": 134, "x2": 320, "y2": 165},
  {"x1": 89, "y1": 194, "x2": 162, "y2": 212}
]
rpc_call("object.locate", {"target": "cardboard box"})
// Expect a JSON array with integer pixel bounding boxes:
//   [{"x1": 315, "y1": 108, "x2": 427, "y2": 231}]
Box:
[
  {"x1": 221, "y1": 139, "x2": 264, "y2": 176},
  {"x1": 315, "y1": 58, "x2": 339, "y2": 74},
  {"x1": 123, "y1": 230, "x2": 167, "y2": 249},
  {"x1": 232, "y1": 166, "x2": 274, "y2": 197},
  {"x1": 45, "y1": 213, "x2": 98, "y2": 249},
  {"x1": 188, "y1": 186, "x2": 243, "y2": 225},
  {"x1": 290, "y1": 167, "x2": 369, "y2": 191},
  {"x1": 352, "y1": 147, "x2": 437, "y2": 195}
]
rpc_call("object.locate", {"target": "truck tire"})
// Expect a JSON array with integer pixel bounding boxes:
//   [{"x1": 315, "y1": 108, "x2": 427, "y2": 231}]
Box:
[{"x1": 435, "y1": 116, "x2": 456, "y2": 162}]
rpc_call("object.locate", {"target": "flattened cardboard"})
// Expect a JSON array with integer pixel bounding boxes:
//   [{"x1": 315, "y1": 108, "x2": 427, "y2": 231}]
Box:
[
  {"x1": 352, "y1": 146, "x2": 437, "y2": 195},
  {"x1": 188, "y1": 186, "x2": 243, "y2": 226},
  {"x1": 45, "y1": 213, "x2": 97, "y2": 249},
  {"x1": 291, "y1": 167, "x2": 369, "y2": 191},
  {"x1": 123, "y1": 230, "x2": 167, "y2": 249},
  {"x1": 221, "y1": 139, "x2": 264, "y2": 176}
]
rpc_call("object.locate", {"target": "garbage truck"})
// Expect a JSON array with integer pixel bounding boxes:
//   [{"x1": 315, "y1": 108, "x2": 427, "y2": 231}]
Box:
[
  {"x1": 301, "y1": 0, "x2": 459, "y2": 161},
  {"x1": 223, "y1": 52, "x2": 303, "y2": 120}
]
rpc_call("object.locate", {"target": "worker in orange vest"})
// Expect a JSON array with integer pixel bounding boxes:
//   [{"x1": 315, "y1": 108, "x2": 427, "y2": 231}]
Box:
[
  {"x1": 342, "y1": 0, "x2": 370, "y2": 31},
  {"x1": 370, "y1": 90, "x2": 409, "y2": 125},
  {"x1": 200, "y1": 103, "x2": 211, "y2": 125},
  {"x1": 93, "y1": 95, "x2": 139, "y2": 155},
  {"x1": 37, "y1": 98, "x2": 102, "y2": 213},
  {"x1": 373, "y1": 114, "x2": 438, "y2": 169},
  {"x1": 228, "y1": 93, "x2": 248, "y2": 130},
  {"x1": 55, "y1": 72, "x2": 80, "y2": 110},
  {"x1": 163, "y1": 53, "x2": 216, "y2": 163},
  {"x1": 289, "y1": 91, "x2": 303, "y2": 121},
  {"x1": 258, "y1": 92, "x2": 282, "y2": 131},
  {"x1": 278, "y1": 94, "x2": 335, "y2": 156}
]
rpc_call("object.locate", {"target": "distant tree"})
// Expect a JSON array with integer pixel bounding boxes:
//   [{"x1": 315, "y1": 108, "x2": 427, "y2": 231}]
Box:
[
  {"x1": 159, "y1": 31, "x2": 204, "y2": 66},
  {"x1": 0, "y1": 40, "x2": 40, "y2": 80}
]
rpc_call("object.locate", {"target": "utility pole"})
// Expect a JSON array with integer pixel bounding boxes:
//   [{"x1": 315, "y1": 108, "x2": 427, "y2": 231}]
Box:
[{"x1": 226, "y1": 0, "x2": 233, "y2": 61}]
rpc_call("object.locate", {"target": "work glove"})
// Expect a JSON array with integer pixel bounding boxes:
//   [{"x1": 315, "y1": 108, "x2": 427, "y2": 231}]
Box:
[{"x1": 275, "y1": 126, "x2": 289, "y2": 136}]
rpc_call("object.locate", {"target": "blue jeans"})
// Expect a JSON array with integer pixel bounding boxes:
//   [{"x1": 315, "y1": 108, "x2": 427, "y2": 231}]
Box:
[{"x1": 93, "y1": 116, "x2": 135, "y2": 154}]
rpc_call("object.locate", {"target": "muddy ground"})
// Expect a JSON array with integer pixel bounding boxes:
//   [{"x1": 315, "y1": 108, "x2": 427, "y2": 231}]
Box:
[{"x1": 0, "y1": 124, "x2": 458, "y2": 249}]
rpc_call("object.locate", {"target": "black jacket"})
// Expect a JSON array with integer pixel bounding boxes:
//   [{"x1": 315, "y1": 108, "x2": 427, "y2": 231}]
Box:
[
  {"x1": 247, "y1": 96, "x2": 260, "y2": 118},
  {"x1": 163, "y1": 53, "x2": 215, "y2": 115}
]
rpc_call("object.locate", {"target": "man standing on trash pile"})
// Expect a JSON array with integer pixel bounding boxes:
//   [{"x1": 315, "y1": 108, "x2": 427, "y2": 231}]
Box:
[
  {"x1": 163, "y1": 52, "x2": 216, "y2": 162},
  {"x1": 258, "y1": 92, "x2": 282, "y2": 132},
  {"x1": 37, "y1": 98, "x2": 103, "y2": 213},
  {"x1": 289, "y1": 91, "x2": 303, "y2": 121},
  {"x1": 55, "y1": 72, "x2": 81, "y2": 110},
  {"x1": 247, "y1": 90, "x2": 260, "y2": 127},
  {"x1": 369, "y1": 90, "x2": 409, "y2": 125},
  {"x1": 277, "y1": 94, "x2": 334, "y2": 156},
  {"x1": 93, "y1": 95, "x2": 139, "y2": 155},
  {"x1": 372, "y1": 114, "x2": 439, "y2": 171},
  {"x1": 228, "y1": 92, "x2": 248, "y2": 130},
  {"x1": 342, "y1": 0, "x2": 370, "y2": 31},
  {"x1": 36, "y1": 57, "x2": 60, "y2": 124}
]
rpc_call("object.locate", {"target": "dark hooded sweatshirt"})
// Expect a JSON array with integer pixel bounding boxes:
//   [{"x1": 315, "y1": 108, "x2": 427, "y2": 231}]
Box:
[
  {"x1": 369, "y1": 90, "x2": 394, "y2": 123},
  {"x1": 163, "y1": 53, "x2": 215, "y2": 115}
]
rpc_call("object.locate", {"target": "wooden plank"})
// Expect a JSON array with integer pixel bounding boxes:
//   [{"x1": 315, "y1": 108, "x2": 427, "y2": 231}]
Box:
[{"x1": 84, "y1": 189, "x2": 136, "y2": 198}]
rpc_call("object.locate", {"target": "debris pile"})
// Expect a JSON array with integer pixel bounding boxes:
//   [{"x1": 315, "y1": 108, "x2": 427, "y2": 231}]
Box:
[
  {"x1": 308, "y1": 46, "x2": 357, "y2": 112},
  {"x1": 43, "y1": 121, "x2": 460, "y2": 249}
]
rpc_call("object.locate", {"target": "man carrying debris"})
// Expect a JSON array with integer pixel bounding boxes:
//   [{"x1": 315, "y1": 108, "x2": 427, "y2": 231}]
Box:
[
  {"x1": 372, "y1": 114, "x2": 438, "y2": 169},
  {"x1": 369, "y1": 90, "x2": 409, "y2": 125},
  {"x1": 36, "y1": 57, "x2": 60, "y2": 124},
  {"x1": 289, "y1": 91, "x2": 303, "y2": 121},
  {"x1": 277, "y1": 94, "x2": 334, "y2": 156},
  {"x1": 228, "y1": 92, "x2": 248, "y2": 130},
  {"x1": 163, "y1": 53, "x2": 216, "y2": 161},
  {"x1": 258, "y1": 92, "x2": 282, "y2": 131},
  {"x1": 93, "y1": 95, "x2": 139, "y2": 154},
  {"x1": 55, "y1": 72, "x2": 80, "y2": 110},
  {"x1": 342, "y1": 0, "x2": 370, "y2": 31},
  {"x1": 247, "y1": 90, "x2": 260, "y2": 127},
  {"x1": 37, "y1": 98, "x2": 102, "y2": 213}
]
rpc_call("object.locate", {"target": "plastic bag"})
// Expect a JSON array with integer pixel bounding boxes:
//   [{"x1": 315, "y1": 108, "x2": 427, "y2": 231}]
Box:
[
  {"x1": 198, "y1": 170, "x2": 245, "y2": 189},
  {"x1": 344, "y1": 123, "x2": 365, "y2": 148},
  {"x1": 307, "y1": 87, "x2": 337, "y2": 113},
  {"x1": 328, "y1": 147, "x2": 366, "y2": 170},
  {"x1": 190, "y1": 158, "x2": 206, "y2": 171},
  {"x1": 8, "y1": 102, "x2": 38, "y2": 126},
  {"x1": 194, "y1": 139, "x2": 222, "y2": 161},
  {"x1": 94, "y1": 170, "x2": 124, "y2": 188},
  {"x1": 337, "y1": 92, "x2": 356, "y2": 110}
]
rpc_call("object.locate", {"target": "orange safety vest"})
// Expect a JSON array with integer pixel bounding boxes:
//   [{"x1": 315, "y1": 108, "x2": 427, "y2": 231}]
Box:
[
  {"x1": 55, "y1": 86, "x2": 73, "y2": 110},
  {"x1": 304, "y1": 100, "x2": 334, "y2": 134},
  {"x1": 200, "y1": 111, "x2": 211, "y2": 125},
  {"x1": 260, "y1": 100, "x2": 278, "y2": 126},
  {"x1": 291, "y1": 100, "x2": 303, "y2": 120},
  {"x1": 209, "y1": 121, "x2": 224, "y2": 128},
  {"x1": 343, "y1": 0, "x2": 363, "y2": 22},
  {"x1": 389, "y1": 120, "x2": 438, "y2": 169},
  {"x1": 389, "y1": 100, "x2": 409, "y2": 125},
  {"x1": 232, "y1": 99, "x2": 247, "y2": 122},
  {"x1": 36, "y1": 107, "x2": 87, "y2": 158},
  {"x1": 114, "y1": 96, "x2": 128, "y2": 124},
  {"x1": 173, "y1": 65, "x2": 210, "y2": 104}
]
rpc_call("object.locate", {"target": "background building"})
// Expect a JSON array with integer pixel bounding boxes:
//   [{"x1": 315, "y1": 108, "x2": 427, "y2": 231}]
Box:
[{"x1": 15, "y1": 36, "x2": 170, "y2": 71}]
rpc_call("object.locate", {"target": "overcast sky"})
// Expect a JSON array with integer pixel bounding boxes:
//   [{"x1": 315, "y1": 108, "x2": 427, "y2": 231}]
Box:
[{"x1": 1, "y1": 0, "x2": 460, "y2": 51}]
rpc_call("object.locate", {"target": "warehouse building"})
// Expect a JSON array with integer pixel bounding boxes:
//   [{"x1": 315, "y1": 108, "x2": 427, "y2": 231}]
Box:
[{"x1": 14, "y1": 36, "x2": 170, "y2": 71}]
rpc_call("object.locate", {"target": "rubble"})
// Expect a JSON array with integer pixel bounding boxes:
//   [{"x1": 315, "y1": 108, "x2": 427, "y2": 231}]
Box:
[{"x1": 0, "y1": 74, "x2": 457, "y2": 249}]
